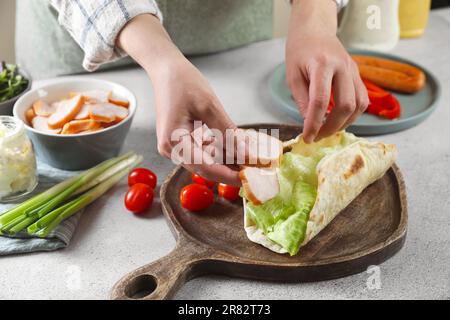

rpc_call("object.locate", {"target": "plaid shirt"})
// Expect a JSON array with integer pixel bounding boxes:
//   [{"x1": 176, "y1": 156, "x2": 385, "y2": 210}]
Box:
[
  {"x1": 50, "y1": 0, "x2": 162, "y2": 71},
  {"x1": 51, "y1": 0, "x2": 347, "y2": 72},
  {"x1": 334, "y1": 0, "x2": 349, "y2": 10},
  {"x1": 288, "y1": 0, "x2": 348, "y2": 10}
]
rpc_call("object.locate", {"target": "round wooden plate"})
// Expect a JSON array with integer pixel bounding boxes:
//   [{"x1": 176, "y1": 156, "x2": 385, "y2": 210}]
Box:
[{"x1": 111, "y1": 124, "x2": 408, "y2": 300}]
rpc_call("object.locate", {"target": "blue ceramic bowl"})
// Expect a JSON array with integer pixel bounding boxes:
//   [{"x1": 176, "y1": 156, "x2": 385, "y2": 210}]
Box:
[{"x1": 13, "y1": 78, "x2": 137, "y2": 170}]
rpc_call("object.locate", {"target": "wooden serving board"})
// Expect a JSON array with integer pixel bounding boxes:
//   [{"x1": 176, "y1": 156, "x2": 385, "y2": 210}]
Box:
[{"x1": 111, "y1": 124, "x2": 407, "y2": 300}]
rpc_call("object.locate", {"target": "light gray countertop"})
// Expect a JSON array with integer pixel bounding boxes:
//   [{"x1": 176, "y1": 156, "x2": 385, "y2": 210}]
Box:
[{"x1": 1, "y1": 9, "x2": 450, "y2": 300}]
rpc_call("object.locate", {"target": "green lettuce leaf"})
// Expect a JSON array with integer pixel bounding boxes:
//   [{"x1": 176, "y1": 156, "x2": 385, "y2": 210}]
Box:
[
  {"x1": 239, "y1": 187, "x2": 246, "y2": 199},
  {"x1": 267, "y1": 210, "x2": 309, "y2": 256},
  {"x1": 243, "y1": 156, "x2": 317, "y2": 255},
  {"x1": 291, "y1": 181, "x2": 316, "y2": 212},
  {"x1": 267, "y1": 181, "x2": 317, "y2": 255},
  {"x1": 279, "y1": 153, "x2": 318, "y2": 187},
  {"x1": 246, "y1": 197, "x2": 295, "y2": 234}
]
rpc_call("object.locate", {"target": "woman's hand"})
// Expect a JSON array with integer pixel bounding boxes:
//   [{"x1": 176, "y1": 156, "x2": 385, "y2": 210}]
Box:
[
  {"x1": 117, "y1": 14, "x2": 240, "y2": 185},
  {"x1": 152, "y1": 57, "x2": 240, "y2": 185},
  {"x1": 286, "y1": 0, "x2": 369, "y2": 143}
]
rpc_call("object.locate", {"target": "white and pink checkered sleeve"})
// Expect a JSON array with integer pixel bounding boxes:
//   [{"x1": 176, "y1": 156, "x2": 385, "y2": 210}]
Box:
[
  {"x1": 334, "y1": 0, "x2": 349, "y2": 11},
  {"x1": 287, "y1": 0, "x2": 348, "y2": 11},
  {"x1": 50, "y1": 0, "x2": 163, "y2": 72}
]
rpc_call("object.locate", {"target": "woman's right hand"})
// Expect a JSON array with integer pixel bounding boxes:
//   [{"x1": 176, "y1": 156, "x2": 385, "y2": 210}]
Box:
[
  {"x1": 117, "y1": 14, "x2": 240, "y2": 185},
  {"x1": 151, "y1": 56, "x2": 241, "y2": 186}
]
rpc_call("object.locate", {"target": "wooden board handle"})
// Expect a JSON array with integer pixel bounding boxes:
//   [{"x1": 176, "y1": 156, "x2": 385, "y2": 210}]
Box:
[{"x1": 110, "y1": 239, "x2": 208, "y2": 300}]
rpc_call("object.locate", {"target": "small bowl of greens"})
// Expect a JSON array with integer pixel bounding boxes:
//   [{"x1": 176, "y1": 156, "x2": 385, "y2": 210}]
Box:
[{"x1": 0, "y1": 61, "x2": 31, "y2": 116}]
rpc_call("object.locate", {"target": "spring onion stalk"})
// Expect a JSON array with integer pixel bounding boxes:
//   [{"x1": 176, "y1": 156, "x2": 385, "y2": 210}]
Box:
[
  {"x1": 0, "y1": 176, "x2": 79, "y2": 226},
  {"x1": 8, "y1": 216, "x2": 39, "y2": 235},
  {"x1": 73, "y1": 154, "x2": 140, "y2": 196},
  {"x1": 1, "y1": 215, "x2": 29, "y2": 234},
  {"x1": 7, "y1": 198, "x2": 71, "y2": 235},
  {"x1": 27, "y1": 151, "x2": 135, "y2": 218},
  {"x1": 0, "y1": 152, "x2": 142, "y2": 236},
  {"x1": 26, "y1": 199, "x2": 78, "y2": 234},
  {"x1": 0, "y1": 152, "x2": 131, "y2": 225},
  {"x1": 34, "y1": 155, "x2": 143, "y2": 238}
]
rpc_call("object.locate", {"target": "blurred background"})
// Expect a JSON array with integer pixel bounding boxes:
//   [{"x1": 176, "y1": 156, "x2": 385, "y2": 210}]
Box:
[
  {"x1": 0, "y1": 0, "x2": 289, "y2": 63},
  {"x1": 1, "y1": 0, "x2": 449, "y2": 64}
]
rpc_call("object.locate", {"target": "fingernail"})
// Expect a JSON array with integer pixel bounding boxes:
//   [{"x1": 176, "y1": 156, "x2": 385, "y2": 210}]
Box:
[{"x1": 303, "y1": 135, "x2": 313, "y2": 144}]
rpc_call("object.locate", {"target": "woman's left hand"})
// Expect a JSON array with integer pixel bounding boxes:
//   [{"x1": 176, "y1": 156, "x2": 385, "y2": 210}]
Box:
[{"x1": 285, "y1": 0, "x2": 369, "y2": 143}]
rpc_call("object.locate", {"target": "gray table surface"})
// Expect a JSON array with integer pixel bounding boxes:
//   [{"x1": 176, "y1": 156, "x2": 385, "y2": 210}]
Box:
[{"x1": 1, "y1": 9, "x2": 450, "y2": 300}]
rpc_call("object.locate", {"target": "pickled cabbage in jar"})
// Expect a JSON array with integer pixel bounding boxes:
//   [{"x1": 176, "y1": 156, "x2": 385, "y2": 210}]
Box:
[{"x1": 0, "y1": 117, "x2": 37, "y2": 202}]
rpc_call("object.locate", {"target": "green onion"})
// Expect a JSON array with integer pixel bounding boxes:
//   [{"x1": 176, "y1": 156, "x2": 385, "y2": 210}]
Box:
[
  {"x1": 1, "y1": 215, "x2": 30, "y2": 235},
  {"x1": 0, "y1": 62, "x2": 29, "y2": 102},
  {"x1": 34, "y1": 155, "x2": 142, "y2": 237},
  {"x1": 0, "y1": 152, "x2": 142, "y2": 237},
  {"x1": 0, "y1": 151, "x2": 134, "y2": 226},
  {"x1": 26, "y1": 199, "x2": 77, "y2": 234},
  {"x1": 0, "y1": 176, "x2": 79, "y2": 226},
  {"x1": 8, "y1": 216, "x2": 39, "y2": 236}
]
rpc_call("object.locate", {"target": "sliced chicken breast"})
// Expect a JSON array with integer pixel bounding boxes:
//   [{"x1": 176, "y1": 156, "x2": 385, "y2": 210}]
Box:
[
  {"x1": 235, "y1": 129, "x2": 283, "y2": 167},
  {"x1": 239, "y1": 167, "x2": 279, "y2": 205},
  {"x1": 72, "y1": 90, "x2": 111, "y2": 103},
  {"x1": 74, "y1": 104, "x2": 91, "y2": 120},
  {"x1": 89, "y1": 103, "x2": 128, "y2": 123},
  {"x1": 47, "y1": 95, "x2": 84, "y2": 129},
  {"x1": 32, "y1": 100, "x2": 57, "y2": 117},
  {"x1": 32, "y1": 116, "x2": 61, "y2": 134},
  {"x1": 61, "y1": 120, "x2": 101, "y2": 135},
  {"x1": 109, "y1": 97, "x2": 130, "y2": 108},
  {"x1": 25, "y1": 108, "x2": 36, "y2": 125}
]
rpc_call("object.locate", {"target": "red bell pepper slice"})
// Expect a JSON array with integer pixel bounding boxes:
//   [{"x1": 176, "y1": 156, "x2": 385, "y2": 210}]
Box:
[
  {"x1": 296, "y1": 79, "x2": 401, "y2": 120},
  {"x1": 363, "y1": 79, "x2": 401, "y2": 119}
]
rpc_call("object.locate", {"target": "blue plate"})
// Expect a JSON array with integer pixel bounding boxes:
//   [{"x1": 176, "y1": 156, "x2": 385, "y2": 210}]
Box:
[{"x1": 269, "y1": 50, "x2": 441, "y2": 135}]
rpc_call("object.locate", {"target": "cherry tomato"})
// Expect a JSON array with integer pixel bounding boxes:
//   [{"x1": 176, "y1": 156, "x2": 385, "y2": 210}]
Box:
[
  {"x1": 125, "y1": 183, "x2": 154, "y2": 214},
  {"x1": 218, "y1": 183, "x2": 241, "y2": 202},
  {"x1": 128, "y1": 168, "x2": 157, "y2": 189},
  {"x1": 191, "y1": 173, "x2": 215, "y2": 188},
  {"x1": 180, "y1": 184, "x2": 214, "y2": 212}
]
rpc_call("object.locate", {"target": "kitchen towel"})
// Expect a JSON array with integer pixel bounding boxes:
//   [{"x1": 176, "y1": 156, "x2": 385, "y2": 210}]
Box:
[{"x1": 0, "y1": 162, "x2": 83, "y2": 256}]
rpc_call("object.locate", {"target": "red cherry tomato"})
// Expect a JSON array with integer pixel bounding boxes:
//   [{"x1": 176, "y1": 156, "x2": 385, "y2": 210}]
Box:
[
  {"x1": 128, "y1": 168, "x2": 157, "y2": 189},
  {"x1": 218, "y1": 183, "x2": 241, "y2": 202},
  {"x1": 191, "y1": 173, "x2": 215, "y2": 188},
  {"x1": 180, "y1": 184, "x2": 214, "y2": 212},
  {"x1": 125, "y1": 183, "x2": 154, "y2": 214}
]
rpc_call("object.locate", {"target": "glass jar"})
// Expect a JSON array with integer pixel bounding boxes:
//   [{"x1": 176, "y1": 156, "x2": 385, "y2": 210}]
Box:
[
  {"x1": 399, "y1": 0, "x2": 431, "y2": 38},
  {"x1": 0, "y1": 116, "x2": 38, "y2": 202},
  {"x1": 338, "y1": 0, "x2": 400, "y2": 51}
]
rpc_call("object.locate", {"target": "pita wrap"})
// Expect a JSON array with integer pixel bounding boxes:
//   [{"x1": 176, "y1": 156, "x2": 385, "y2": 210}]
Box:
[{"x1": 241, "y1": 131, "x2": 397, "y2": 255}]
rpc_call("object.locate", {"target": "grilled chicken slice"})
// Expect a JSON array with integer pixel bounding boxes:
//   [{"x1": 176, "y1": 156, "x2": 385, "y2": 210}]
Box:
[
  {"x1": 71, "y1": 90, "x2": 111, "y2": 104},
  {"x1": 32, "y1": 100, "x2": 57, "y2": 117},
  {"x1": 235, "y1": 129, "x2": 283, "y2": 168},
  {"x1": 239, "y1": 167, "x2": 279, "y2": 205},
  {"x1": 32, "y1": 116, "x2": 61, "y2": 134},
  {"x1": 47, "y1": 95, "x2": 84, "y2": 129},
  {"x1": 61, "y1": 119, "x2": 101, "y2": 135},
  {"x1": 89, "y1": 103, "x2": 128, "y2": 123},
  {"x1": 25, "y1": 108, "x2": 36, "y2": 125},
  {"x1": 109, "y1": 97, "x2": 130, "y2": 108},
  {"x1": 74, "y1": 104, "x2": 91, "y2": 120}
]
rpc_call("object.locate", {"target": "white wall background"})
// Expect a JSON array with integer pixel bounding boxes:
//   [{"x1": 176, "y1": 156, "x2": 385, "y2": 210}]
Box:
[
  {"x1": 0, "y1": 0, "x2": 290, "y2": 64},
  {"x1": 0, "y1": 0, "x2": 16, "y2": 63}
]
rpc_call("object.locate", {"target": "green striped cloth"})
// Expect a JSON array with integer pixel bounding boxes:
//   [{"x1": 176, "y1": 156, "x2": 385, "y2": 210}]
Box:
[{"x1": 0, "y1": 163, "x2": 83, "y2": 256}]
